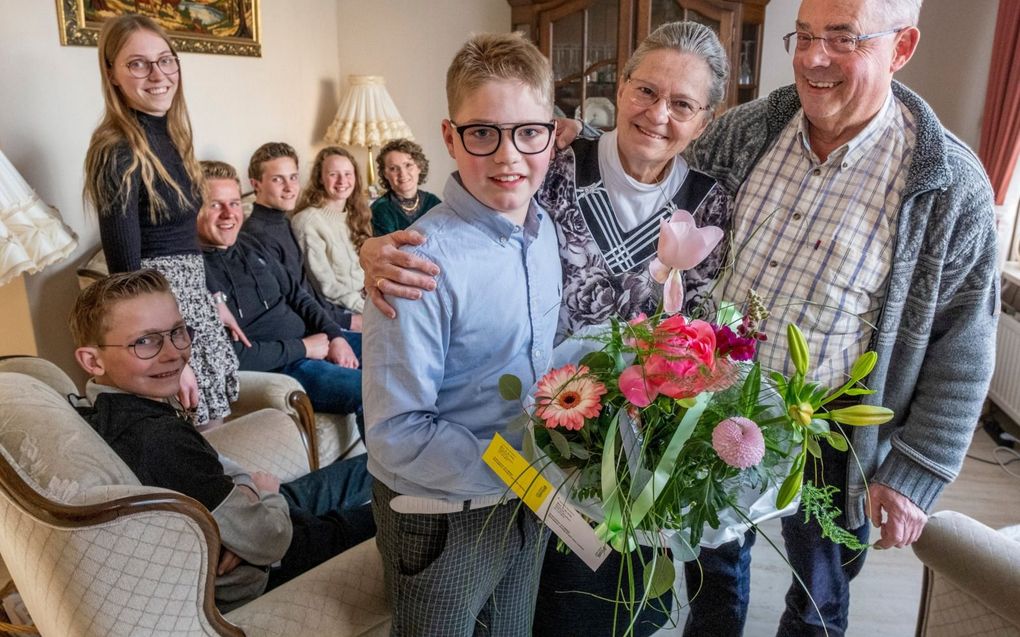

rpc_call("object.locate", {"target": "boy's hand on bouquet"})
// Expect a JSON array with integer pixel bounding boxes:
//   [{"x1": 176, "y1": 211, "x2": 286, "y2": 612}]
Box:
[{"x1": 868, "y1": 483, "x2": 927, "y2": 549}]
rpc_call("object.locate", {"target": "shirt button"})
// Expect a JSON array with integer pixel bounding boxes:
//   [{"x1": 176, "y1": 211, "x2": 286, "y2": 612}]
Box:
[
  {"x1": 769, "y1": 260, "x2": 779, "y2": 268},
  {"x1": 499, "y1": 236, "x2": 508, "y2": 245},
  {"x1": 812, "y1": 168, "x2": 821, "y2": 176},
  {"x1": 533, "y1": 347, "x2": 543, "y2": 358},
  {"x1": 841, "y1": 162, "x2": 849, "y2": 170},
  {"x1": 792, "y1": 213, "x2": 802, "y2": 221}
]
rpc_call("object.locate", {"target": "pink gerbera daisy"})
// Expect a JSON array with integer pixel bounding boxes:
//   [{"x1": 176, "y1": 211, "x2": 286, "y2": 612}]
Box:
[{"x1": 535, "y1": 364, "x2": 607, "y2": 431}]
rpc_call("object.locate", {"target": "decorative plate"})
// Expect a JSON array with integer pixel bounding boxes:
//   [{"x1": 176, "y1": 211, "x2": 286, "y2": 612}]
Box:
[{"x1": 575, "y1": 97, "x2": 616, "y2": 128}]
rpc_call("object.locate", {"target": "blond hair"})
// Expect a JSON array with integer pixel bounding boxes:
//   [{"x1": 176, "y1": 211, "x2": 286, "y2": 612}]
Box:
[
  {"x1": 70, "y1": 269, "x2": 174, "y2": 347},
  {"x1": 200, "y1": 160, "x2": 241, "y2": 189},
  {"x1": 446, "y1": 32, "x2": 553, "y2": 118},
  {"x1": 296, "y1": 147, "x2": 373, "y2": 251},
  {"x1": 83, "y1": 15, "x2": 200, "y2": 224},
  {"x1": 248, "y1": 142, "x2": 298, "y2": 181}
]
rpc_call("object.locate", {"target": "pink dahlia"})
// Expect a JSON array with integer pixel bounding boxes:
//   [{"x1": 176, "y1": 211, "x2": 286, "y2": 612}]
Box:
[
  {"x1": 712, "y1": 417, "x2": 765, "y2": 469},
  {"x1": 535, "y1": 364, "x2": 607, "y2": 431}
]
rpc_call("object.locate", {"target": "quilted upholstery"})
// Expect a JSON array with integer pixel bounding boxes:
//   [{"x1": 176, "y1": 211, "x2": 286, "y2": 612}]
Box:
[
  {"x1": 233, "y1": 371, "x2": 361, "y2": 467},
  {"x1": 202, "y1": 409, "x2": 310, "y2": 483},
  {"x1": 225, "y1": 539, "x2": 390, "y2": 636},
  {"x1": 913, "y1": 510, "x2": 1020, "y2": 636}
]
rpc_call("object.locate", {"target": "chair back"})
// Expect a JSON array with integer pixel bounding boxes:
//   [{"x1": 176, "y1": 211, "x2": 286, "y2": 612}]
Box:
[
  {"x1": 0, "y1": 355, "x2": 79, "y2": 402},
  {"x1": 913, "y1": 510, "x2": 1020, "y2": 636},
  {"x1": 0, "y1": 372, "x2": 240, "y2": 636}
]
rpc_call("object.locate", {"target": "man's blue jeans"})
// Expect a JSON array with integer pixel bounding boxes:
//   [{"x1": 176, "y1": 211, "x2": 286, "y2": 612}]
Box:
[
  {"x1": 278, "y1": 330, "x2": 361, "y2": 416},
  {"x1": 684, "y1": 443, "x2": 870, "y2": 637},
  {"x1": 683, "y1": 530, "x2": 755, "y2": 637}
]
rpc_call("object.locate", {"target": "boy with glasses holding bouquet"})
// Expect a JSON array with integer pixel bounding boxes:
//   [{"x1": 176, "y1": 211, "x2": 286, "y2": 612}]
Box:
[{"x1": 363, "y1": 32, "x2": 562, "y2": 635}]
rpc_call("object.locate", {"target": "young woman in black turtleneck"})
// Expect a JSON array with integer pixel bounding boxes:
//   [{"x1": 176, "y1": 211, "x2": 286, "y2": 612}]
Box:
[{"x1": 83, "y1": 15, "x2": 242, "y2": 427}]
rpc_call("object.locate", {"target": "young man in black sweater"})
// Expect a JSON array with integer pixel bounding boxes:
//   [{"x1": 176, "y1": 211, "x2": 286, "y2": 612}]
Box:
[
  {"x1": 70, "y1": 269, "x2": 374, "y2": 611},
  {"x1": 242, "y1": 142, "x2": 362, "y2": 332},
  {"x1": 199, "y1": 160, "x2": 362, "y2": 417}
]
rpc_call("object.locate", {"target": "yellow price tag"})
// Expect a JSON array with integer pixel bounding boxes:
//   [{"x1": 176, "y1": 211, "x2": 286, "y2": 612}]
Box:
[{"x1": 482, "y1": 433, "x2": 553, "y2": 512}]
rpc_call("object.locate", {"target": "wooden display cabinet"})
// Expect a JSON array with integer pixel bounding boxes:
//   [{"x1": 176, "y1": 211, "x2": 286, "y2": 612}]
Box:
[{"x1": 509, "y1": 0, "x2": 769, "y2": 121}]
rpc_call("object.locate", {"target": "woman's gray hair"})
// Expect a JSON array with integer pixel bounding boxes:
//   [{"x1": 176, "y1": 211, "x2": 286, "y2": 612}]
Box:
[{"x1": 621, "y1": 21, "x2": 730, "y2": 109}]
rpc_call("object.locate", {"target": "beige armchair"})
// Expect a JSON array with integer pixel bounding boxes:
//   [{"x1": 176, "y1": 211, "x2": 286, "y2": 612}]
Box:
[
  {"x1": 912, "y1": 510, "x2": 1020, "y2": 637},
  {"x1": 77, "y1": 250, "x2": 362, "y2": 469},
  {"x1": 0, "y1": 369, "x2": 390, "y2": 636}
]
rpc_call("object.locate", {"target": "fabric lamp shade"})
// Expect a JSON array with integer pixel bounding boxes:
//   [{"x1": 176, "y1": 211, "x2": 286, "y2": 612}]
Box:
[
  {"x1": 0, "y1": 149, "x2": 78, "y2": 286},
  {"x1": 324, "y1": 75, "x2": 413, "y2": 147}
]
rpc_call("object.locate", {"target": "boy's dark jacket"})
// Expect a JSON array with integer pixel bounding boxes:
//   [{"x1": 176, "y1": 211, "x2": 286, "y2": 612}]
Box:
[
  {"x1": 243, "y1": 203, "x2": 354, "y2": 329},
  {"x1": 77, "y1": 389, "x2": 292, "y2": 610}
]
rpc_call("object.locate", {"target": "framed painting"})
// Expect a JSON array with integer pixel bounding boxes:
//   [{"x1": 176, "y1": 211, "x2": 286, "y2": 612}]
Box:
[{"x1": 55, "y1": 0, "x2": 261, "y2": 57}]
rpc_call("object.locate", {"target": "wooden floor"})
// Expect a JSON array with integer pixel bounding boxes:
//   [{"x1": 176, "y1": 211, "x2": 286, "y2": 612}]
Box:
[{"x1": 656, "y1": 427, "x2": 1020, "y2": 636}]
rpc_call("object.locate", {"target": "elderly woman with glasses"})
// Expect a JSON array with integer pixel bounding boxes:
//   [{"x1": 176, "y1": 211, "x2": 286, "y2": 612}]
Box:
[
  {"x1": 82, "y1": 15, "x2": 241, "y2": 427},
  {"x1": 359, "y1": 21, "x2": 732, "y2": 636}
]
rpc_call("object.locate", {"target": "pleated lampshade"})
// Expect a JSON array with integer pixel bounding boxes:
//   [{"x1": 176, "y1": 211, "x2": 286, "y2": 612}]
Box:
[
  {"x1": 324, "y1": 76, "x2": 413, "y2": 191},
  {"x1": 324, "y1": 75, "x2": 413, "y2": 148},
  {"x1": 0, "y1": 149, "x2": 78, "y2": 286}
]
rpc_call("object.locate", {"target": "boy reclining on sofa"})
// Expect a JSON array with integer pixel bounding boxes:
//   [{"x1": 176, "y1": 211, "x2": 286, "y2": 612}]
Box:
[{"x1": 69, "y1": 268, "x2": 375, "y2": 611}]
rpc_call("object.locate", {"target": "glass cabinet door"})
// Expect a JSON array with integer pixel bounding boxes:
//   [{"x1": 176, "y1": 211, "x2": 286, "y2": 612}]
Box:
[
  {"x1": 642, "y1": 0, "x2": 768, "y2": 109},
  {"x1": 537, "y1": 0, "x2": 621, "y2": 128}
]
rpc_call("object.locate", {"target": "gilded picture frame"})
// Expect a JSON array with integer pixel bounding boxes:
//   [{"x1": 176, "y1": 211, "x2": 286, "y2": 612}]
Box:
[{"x1": 55, "y1": 0, "x2": 261, "y2": 57}]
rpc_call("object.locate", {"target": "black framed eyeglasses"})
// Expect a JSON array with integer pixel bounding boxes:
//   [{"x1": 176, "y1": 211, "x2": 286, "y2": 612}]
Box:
[
  {"x1": 98, "y1": 325, "x2": 194, "y2": 360},
  {"x1": 782, "y1": 28, "x2": 907, "y2": 56},
  {"x1": 121, "y1": 54, "x2": 180, "y2": 79},
  {"x1": 624, "y1": 78, "x2": 711, "y2": 122},
  {"x1": 449, "y1": 121, "x2": 556, "y2": 157}
]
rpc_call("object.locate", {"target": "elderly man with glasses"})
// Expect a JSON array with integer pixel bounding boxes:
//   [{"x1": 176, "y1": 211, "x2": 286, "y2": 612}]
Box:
[{"x1": 682, "y1": 0, "x2": 998, "y2": 635}]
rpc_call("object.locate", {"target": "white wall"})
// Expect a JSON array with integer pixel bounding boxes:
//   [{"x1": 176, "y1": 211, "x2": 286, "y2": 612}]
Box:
[
  {"x1": 334, "y1": 0, "x2": 511, "y2": 185},
  {"x1": 0, "y1": 0, "x2": 343, "y2": 377},
  {"x1": 759, "y1": 0, "x2": 797, "y2": 95}
]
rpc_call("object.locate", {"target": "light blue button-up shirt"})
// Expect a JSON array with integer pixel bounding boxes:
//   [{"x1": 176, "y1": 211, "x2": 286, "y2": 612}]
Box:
[{"x1": 364, "y1": 174, "x2": 562, "y2": 500}]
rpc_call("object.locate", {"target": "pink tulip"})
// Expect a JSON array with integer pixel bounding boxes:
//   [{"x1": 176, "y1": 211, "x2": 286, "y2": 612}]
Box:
[
  {"x1": 648, "y1": 210, "x2": 724, "y2": 314},
  {"x1": 619, "y1": 364, "x2": 657, "y2": 407}
]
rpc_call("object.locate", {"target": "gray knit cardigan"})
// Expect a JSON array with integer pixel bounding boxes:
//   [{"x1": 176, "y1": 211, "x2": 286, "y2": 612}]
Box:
[{"x1": 686, "y1": 82, "x2": 999, "y2": 529}]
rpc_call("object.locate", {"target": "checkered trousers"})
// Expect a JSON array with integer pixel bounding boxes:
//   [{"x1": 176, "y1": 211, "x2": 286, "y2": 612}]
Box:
[
  {"x1": 719, "y1": 95, "x2": 916, "y2": 386},
  {"x1": 372, "y1": 481, "x2": 550, "y2": 636}
]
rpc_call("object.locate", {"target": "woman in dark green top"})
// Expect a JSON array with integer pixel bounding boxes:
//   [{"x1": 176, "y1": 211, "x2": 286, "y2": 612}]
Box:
[{"x1": 370, "y1": 138, "x2": 441, "y2": 236}]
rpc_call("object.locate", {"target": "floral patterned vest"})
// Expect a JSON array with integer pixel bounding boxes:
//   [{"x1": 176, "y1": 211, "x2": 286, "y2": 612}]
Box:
[{"x1": 537, "y1": 136, "x2": 731, "y2": 344}]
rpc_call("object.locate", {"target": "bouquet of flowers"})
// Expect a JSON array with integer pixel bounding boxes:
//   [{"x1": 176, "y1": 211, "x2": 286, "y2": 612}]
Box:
[{"x1": 498, "y1": 211, "x2": 894, "y2": 612}]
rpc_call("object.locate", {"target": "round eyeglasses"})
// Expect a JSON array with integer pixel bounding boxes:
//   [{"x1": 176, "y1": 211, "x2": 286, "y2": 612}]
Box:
[
  {"x1": 782, "y1": 28, "x2": 906, "y2": 56},
  {"x1": 121, "y1": 55, "x2": 180, "y2": 79},
  {"x1": 98, "y1": 324, "x2": 194, "y2": 360},
  {"x1": 624, "y1": 78, "x2": 711, "y2": 122},
  {"x1": 449, "y1": 121, "x2": 555, "y2": 157}
]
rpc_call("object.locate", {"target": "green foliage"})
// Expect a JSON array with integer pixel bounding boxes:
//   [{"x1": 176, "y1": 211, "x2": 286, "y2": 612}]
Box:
[
  {"x1": 642, "y1": 556, "x2": 676, "y2": 599},
  {"x1": 498, "y1": 374, "x2": 522, "y2": 401},
  {"x1": 800, "y1": 483, "x2": 871, "y2": 551}
]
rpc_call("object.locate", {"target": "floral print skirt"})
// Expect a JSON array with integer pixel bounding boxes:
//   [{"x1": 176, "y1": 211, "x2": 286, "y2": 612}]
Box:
[{"x1": 142, "y1": 254, "x2": 239, "y2": 424}]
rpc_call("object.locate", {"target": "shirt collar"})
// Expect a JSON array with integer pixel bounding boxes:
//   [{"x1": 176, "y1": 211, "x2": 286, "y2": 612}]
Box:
[
  {"x1": 250, "y1": 203, "x2": 288, "y2": 221},
  {"x1": 442, "y1": 173, "x2": 545, "y2": 245},
  {"x1": 795, "y1": 91, "x2": 898, "y2": 169}
]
